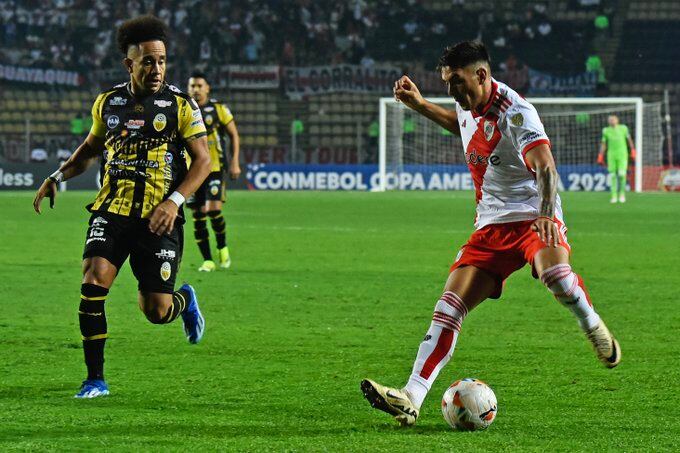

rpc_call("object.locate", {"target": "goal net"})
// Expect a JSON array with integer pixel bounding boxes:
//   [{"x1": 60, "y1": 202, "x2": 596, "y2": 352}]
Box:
[{"x1": 378, "y1": 97, "x2": 665, "y2": 192}]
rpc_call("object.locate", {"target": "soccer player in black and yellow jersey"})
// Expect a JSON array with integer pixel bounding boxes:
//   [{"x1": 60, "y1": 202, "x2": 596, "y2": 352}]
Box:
[
  {"x1": 32, "y1": 16, "x2": 212, "y2": 398},
  {"x1": 186, "y1": 72, "x2": 241, "y2": 271}
]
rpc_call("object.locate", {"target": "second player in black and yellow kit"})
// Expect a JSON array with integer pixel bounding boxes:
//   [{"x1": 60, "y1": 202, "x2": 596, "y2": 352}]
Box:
[
  {"x1": 186, "y1": 73, "x2": 241, "y2": 272},
  {"x1": 32, "y1": 16, "x2": 212, "y2": 398}
]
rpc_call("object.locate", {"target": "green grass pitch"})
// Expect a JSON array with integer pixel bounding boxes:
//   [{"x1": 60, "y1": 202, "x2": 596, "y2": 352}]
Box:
[{"x1": 0, "y1": 190, "x2": 679, "y2": 451}]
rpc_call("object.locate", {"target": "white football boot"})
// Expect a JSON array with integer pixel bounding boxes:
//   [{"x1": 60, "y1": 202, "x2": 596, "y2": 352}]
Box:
[
  {"x1": 585, "y1": 321, "x2": 621, "y2": 368},
  {"x1": 361, "y1": 379, "x2": 419, "y2": 426}
]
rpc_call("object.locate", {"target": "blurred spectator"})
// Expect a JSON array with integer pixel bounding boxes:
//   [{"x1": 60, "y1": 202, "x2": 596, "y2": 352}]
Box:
[
  {"x1": 585, "y1": 53, "x2": 606, "y2": 83},
  {"x1": 0, "y1": 0, "x2": 592, "y2": 85},
  {"x1": 70, "y1": 113, "x2": 85, "y2": 137},
  {"x1": 500, "y1": 54, "x2": 529, "y2": 95},
  {"x1": 30, "y1": 144, "x2": 48, "y2": 162},
  {"x1": 594, "y1": 14, "x2": 609, "y2": 30}
]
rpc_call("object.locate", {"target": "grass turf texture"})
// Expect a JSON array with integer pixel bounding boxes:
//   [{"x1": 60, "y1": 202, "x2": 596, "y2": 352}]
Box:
[{"x1": 0, "y1": 190, "x2": 678, "y2": 451}]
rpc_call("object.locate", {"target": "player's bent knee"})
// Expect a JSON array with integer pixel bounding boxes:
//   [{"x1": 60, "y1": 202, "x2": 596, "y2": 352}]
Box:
[
  {"x1": 82, "y1": 258, "x2": 116, "y2": 288},
  {"x1": 143, "y1": 307, "x2": 168, "y2": 324},
  {"x1": 139, "y1": 292, "x2": 173, "y2": 324},
  {"x1": 141, "y1": 303, "x2": 171, "y2": 324}
]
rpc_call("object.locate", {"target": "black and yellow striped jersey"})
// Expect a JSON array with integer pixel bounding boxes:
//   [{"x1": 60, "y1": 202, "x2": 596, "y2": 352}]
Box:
[
  {"x1": 193, "y1": 99, "x2": 234, "y2": 172},
  {"x1": 88, "y1": 82, "x2": 207, "y2": 219}
]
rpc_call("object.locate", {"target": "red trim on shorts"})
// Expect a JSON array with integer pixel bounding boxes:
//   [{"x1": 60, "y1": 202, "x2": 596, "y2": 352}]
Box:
[{"x1": 449, "y1": 218, "x2": 571, "y2": 299}]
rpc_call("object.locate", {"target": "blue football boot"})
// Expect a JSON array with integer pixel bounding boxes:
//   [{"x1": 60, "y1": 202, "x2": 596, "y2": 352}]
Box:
[{"x1": 179, "y1": 283, "x2": 205, "y2": 344}]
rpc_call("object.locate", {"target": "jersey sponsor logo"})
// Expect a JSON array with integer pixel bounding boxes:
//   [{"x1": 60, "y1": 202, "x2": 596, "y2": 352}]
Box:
[
  {"x1": 518, "y1": 131, "x2": 542, "y2": 147},
  {"x1": 511, "y1": 112, "x2": 524, "y2": 127},
  {"x1": 190, "y1": 119, "x2": 204, "y2": 127},
  {"x1": 107, "y1": 115, "x2": 120, "y2": 129},
  {"x1": 203, "y1": 106, "x2": 214, "y2": 112},
  {"x1": 204, "y1": 114, "x2": 213, "y2": 126},
  {"x1": 125, "y1": 119, "x2": 145, "y2": 130},
  {"x1": 168, "y1": 84, "x2": 181, "y2": 93},
  {"x1": 108, "y1": 158, "x2": 160, "y2": 169},
  {"x1": 192, "y1": 108, "x2": 202, "y2": 119},
  {"x1": 154, "y1": 99, "x2": 172, "y2": 108},
  {"x1": 155, "y1": 249, "x2": 176, "y2": 260},
  {"x1": 153, "y1": 113, "x2": 167, "y2": 132},
  {"x1": 107, "y1": 167, "x2": 150, "y2": 180},
  {"x1": 109, "y1": 96, "x2": 127, "y2": 106},
  {"x1": 160, "y1": 261, "x2": 172, "y2": 281},
  {"x1": 483, "y1": 120, "x2": 495, "y2": 141},
  {"x1": 465, "y1": 150, "x2": 501, "y2": 166}
]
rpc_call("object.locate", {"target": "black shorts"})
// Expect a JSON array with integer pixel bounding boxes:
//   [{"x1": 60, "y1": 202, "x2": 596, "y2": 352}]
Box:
[
  {"x1": 186, "y1": 171, "x2": 225, "y2": 208},
  {"x1": 82, "y1": 212, "x2": 183, "y2": 294}
]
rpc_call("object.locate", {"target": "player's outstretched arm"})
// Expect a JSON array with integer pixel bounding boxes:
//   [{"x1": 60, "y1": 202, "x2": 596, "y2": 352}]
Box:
[
  {"x1": 148, "y1": 135, "x2": 211, "y2": 236},
  {"x1": 525, "y1": 144, "x2": 560, "y2": 247},
  {"x1": 393, "y1": 76, "x2": 460, "y2": 135},
  {"x1": 32, "y1": 133, "x2": 105, "y2": 214},
  {"x1": 224, "y1": 120, "x2": 241, "y2": 179}
]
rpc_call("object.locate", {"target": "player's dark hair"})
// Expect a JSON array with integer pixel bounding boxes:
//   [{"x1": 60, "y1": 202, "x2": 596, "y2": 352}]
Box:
[
  {"x1": 437, "y1": 41, "x2": 491, "y2": 70},
  {"x1": 190, "y1": 71, "x2": 209, "y2": 84},
  {"x1": 116, "y1": 15, "x2": 169, "y2": 55}
]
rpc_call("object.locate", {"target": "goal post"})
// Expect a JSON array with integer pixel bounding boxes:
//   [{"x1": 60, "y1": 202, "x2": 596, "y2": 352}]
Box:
[{"x1": 378, "y1": 97, "x2": 665, "y2": 192}]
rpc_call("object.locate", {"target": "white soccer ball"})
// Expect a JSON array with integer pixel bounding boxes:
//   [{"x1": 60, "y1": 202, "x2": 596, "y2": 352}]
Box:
[{"x1": 441, "y1": 378, "x2": 497, "y2": 431}]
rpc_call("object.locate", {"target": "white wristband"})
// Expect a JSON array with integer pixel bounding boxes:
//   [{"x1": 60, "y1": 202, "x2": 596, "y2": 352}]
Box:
[
  {"x1": 48, "y1": 170, "x2": 64, "y2": 183},
  {"x1": 167, "y1": 191, "x2": 185, "y2": 207}
]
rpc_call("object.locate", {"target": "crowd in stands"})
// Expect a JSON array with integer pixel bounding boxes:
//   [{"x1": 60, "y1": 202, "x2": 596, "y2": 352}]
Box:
[{"x1": 0, "y1": 0, "x2": 607, "y2": 80}]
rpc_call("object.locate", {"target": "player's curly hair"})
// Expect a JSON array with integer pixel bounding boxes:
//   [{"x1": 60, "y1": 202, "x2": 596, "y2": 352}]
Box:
[
  {"x1": 437, "y1": 41, "x2": 491, "y2": 71},
  {"x1": 116, "y1": 15, "x2": 169, "y2": 55}
]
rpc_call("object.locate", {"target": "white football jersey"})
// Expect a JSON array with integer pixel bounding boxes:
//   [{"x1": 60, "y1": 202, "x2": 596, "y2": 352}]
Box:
[{"x1": 455, "y1": 79, "x2": 563, "y2": 229}]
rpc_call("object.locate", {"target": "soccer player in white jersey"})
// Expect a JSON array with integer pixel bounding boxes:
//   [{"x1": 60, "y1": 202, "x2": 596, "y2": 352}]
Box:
[{"x1": 361, "y1": 41, "x2": 621, "y2": 426}]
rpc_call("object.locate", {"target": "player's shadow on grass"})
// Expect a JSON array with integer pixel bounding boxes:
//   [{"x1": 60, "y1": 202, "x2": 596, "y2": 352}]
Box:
[{"x1": 367, "y1": 423, "x2": 453, "y2": 434}]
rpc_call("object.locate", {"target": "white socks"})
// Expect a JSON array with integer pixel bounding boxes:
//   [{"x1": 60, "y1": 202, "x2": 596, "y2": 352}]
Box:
[
  {"x1": 404, "y1": 291, "x2": 468, "y2": 409},
  {"x1": 540, "y1": 264, "x2": 601, "y2": 331}
]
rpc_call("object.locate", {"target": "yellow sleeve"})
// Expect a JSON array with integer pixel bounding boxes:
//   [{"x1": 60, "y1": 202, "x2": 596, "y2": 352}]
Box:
[
  {"x1": 216, "y1": 102, "x2": 234, "y2": 127},
  {"x1": 89, "y1": 93, "x2": 107, "y2": 138},
  {"x1": 178, "y1": 96, "x2": 207, "y2": 140}
]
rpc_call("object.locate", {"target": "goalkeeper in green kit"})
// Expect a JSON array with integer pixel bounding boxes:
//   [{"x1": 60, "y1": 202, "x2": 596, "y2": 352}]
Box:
[{"x1": 598, "y1": 115, "x2": 636, "y2": 203}]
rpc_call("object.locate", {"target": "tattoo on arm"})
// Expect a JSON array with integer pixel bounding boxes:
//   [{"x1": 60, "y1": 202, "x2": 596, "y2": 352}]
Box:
[{"x1": 537, "y1": 166, "x2": 557, "y2": 218}]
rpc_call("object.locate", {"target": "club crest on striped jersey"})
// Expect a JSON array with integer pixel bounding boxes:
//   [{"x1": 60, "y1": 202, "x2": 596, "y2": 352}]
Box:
[
  {"x1": 484, "y1": 120, "x2": 495, "y2": 141},
  {"x1": 153, "y1": 113, "x2": 167, "y2": 132}
]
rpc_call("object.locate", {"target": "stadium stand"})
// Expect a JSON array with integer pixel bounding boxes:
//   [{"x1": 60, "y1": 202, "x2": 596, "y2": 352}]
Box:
[{"x1": 0, "y1": 0, "x2": 677, "y2": 165}]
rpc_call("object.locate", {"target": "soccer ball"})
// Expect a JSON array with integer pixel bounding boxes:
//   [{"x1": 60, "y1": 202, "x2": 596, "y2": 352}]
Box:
[{"x1": 441, "y1": 378, "x2": 497, "y2": 431}]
